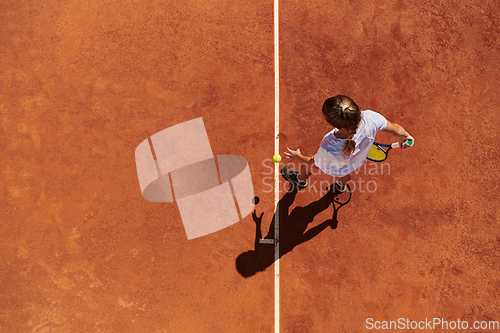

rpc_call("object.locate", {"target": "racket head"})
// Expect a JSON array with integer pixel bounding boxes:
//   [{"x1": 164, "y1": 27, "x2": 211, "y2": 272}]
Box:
[{"x1": 367, "y1": 143, "x2": 389, "y2": 162}]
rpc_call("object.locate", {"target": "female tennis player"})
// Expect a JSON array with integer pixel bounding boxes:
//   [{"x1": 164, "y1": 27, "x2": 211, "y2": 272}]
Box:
[{"x1": 282, "y1": 95, "x2": 414, "y2": 192}]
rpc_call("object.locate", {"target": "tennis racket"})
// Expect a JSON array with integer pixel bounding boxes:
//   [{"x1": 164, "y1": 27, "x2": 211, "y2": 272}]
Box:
[{"x1": 367, "y1": 140, "x2": 413, "y2": 162}]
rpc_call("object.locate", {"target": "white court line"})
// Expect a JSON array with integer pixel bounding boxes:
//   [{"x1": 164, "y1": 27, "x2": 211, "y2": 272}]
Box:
[{"x1": 273, "y1": 0, "x2": 280, "y2": 331}]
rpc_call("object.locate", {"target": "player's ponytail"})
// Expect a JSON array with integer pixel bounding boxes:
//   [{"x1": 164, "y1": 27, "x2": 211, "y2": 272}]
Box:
[
  {"x1": 322, "y1": 95, "x2": 361, "y2": 156},
  {"x1": 342, "y1": 132, "x2": 356, "y2": 156}
]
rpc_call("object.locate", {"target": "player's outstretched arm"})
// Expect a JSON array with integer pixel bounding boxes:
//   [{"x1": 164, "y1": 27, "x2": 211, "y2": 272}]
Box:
[
  {"x1": 283, "y1": 147, "x2": 313, "y2": 162},
  {"x1": 383, "y1": 120, "x2": 415, "y2": 149}
]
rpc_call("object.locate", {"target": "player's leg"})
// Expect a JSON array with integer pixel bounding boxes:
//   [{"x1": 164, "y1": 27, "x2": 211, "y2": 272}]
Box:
[
  {"x1": 334, "y1": 173, "x2": 351, "y2": 193},
  {"x1": 336, "y1": 173, "x2": 351, "y2": 185},
  {"x1": 281, "y1": 157, "x2": 314, "y2": 190}
]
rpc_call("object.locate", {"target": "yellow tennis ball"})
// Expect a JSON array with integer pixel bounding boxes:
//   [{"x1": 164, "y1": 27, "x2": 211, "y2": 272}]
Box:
[{"x1": 273, "y1": 154, "x2": 282, "y2": 163}]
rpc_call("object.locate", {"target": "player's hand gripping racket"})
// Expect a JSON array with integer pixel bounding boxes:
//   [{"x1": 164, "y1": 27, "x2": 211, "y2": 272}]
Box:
[{"x1": 367, "y1": 140, "x2": 413, "y2": 162}]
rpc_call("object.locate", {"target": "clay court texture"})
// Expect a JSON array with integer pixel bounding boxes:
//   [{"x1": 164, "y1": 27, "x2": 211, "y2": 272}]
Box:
[{"x1": 1, "y1": 0, "x2": 500, "y2": 332}]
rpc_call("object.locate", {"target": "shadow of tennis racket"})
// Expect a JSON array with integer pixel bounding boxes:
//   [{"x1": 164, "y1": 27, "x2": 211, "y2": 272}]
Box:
[{"x1": 327, "y1": 183, "x2": 352, "y2": 229}]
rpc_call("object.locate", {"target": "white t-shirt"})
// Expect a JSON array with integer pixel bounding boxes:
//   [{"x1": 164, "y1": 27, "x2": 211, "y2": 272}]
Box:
[{"x1": 314, "y1": 110, "x2": 387, "y2": 177}]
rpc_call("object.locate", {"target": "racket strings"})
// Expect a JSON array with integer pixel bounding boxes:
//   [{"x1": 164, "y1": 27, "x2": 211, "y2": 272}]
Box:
[{"x1": 367, "y1": 145, "x2": 387, "y2": 162}]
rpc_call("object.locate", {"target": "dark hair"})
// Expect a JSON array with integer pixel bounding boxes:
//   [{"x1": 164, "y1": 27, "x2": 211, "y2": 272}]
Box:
[{"x1": 322, "y1": 95, "x2": 362, "y2": 156}]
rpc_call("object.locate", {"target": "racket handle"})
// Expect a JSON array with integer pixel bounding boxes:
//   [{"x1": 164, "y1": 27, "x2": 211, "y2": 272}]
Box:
[
  {"x1": 391, "y1": 142, "x2": 400, "y2": 149},
  {"x1": 391, "y1": 140, "x2": 413, "y2": 149}
]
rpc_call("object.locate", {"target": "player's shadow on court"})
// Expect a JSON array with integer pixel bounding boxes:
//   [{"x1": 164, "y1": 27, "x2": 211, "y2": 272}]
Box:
[{"x1": 236, "y1": 184, "x2": 348, "y2": 278}]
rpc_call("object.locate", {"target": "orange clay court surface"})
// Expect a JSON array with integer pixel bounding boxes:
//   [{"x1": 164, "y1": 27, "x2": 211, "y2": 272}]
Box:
[{"x1": 1, "y1": 0, "x2": 500, "y2": 332}]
